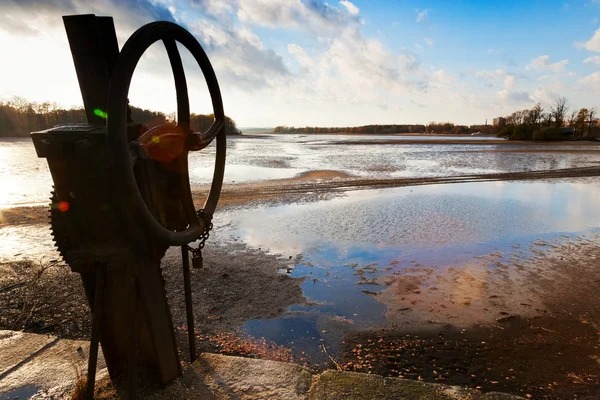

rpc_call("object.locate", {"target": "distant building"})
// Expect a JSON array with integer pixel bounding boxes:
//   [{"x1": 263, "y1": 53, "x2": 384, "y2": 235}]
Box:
[{"x1": 492, "y1": 117, "x2": 506, "y2": 127}]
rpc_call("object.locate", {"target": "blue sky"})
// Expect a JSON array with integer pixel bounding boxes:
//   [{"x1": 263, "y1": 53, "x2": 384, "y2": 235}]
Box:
[{"x1": 1, "y1": 0, "x2": 600, "y2": 127}]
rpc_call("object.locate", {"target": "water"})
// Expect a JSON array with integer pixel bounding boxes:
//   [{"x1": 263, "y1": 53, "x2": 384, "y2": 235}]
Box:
[
  {"x1": 0, "y1": 385, "x2": 40, "y2": 400},
  {"x1": 0, "y1": 138, "x2": 51, "y2": 208},
  {"x1": 210, "y1": 179, "x2": 600, "y2": 358},
  {"x1": 2, "y1": 135, "x2": 600, "y2": 207}
]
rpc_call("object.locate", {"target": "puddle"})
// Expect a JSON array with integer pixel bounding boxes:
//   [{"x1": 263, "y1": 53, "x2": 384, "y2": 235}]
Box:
[{"x1": 0, "y1": 385, "x2": 40, "y2": 400}]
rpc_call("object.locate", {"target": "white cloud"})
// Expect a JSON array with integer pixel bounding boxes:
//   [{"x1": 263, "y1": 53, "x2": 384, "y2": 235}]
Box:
[
  {"x1": 189, "y1": 19, "x2": 289, "y2": 90},
  {"x1": 424, "y1": 37, "x2": 434, "y2": 46},
  {"x1": 237, "y1": 0, "x2": 359, "y2": 32},
  {"x1": 474, "y1": 69, "x2": 498, "y2": 81},
  {"x1": 339, "y1": 0, "x2": 359, "y2": 16},
  {"x1": 416, "y1": 9, "x2": 429, "y2": 24},
  {"x1": 485, "y1": 70, "x2": 532, "y2": 105},
  {"x1": 288, "y1": 44, "x2": 314, "y2": 69},
  {"x1": 526, "y1": 55, "x2": 569, "y2": 72},
  {"x1": 431, "y1": 69, "x2": 455, "y2": 86},
  {"x1": 497, "y1": 89, "x2": 531, "y2": 104},
  {"x1": 579, "y1": 71, "x2": 600, "y2": 86},
  {"x1": 504, "y1": 74, "x2": 517, "y2": 89},
  {"x1": 584, "y1": 55, "x2": 600, "y2": 65},
  {"x1": 575, "y1": 28, "x2": 600, "y2": 51},
  {"x1": 398, "y1": 49, "x2": 421, "y2": 71},
  {"x1": 474, "y1": 69, "x2": 515, "y2": 86}
]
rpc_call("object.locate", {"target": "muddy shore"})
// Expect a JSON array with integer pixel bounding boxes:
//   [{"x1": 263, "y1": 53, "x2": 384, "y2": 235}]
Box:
[{"x1": 342, "y1": 234, "x2": 600, "y2": 398}]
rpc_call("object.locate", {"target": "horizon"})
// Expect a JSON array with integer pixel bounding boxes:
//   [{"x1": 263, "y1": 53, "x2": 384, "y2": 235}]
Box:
[{"x1": 2, "y1": 0, "x2": 600, "y2": 127}]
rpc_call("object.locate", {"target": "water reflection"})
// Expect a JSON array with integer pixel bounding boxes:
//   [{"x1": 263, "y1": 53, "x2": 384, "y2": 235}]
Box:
[
  {"x1": 220, "y1": 180, "x2": 600, "y2": 255},
  {"x1": 0, "y1": 224, "x2": 57, "y2": 262},
  {"x1": 219, "y1": 180, "x2": 600, "y2": 355},
  {"x1": 0, "y1": 139, "x2": 52, "y2": 208}
]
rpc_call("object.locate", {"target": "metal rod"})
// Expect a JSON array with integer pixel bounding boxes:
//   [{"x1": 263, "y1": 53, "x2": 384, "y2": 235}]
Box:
[
  {"x1": 86, "y1": 267, "x2": 105, "y2": 400},
  {"x1": 128, "y1": 276, "x2": 139, "y2": 400},
  {"x1": 181, "y1": 246, "x2": 196, "y2": 362}
]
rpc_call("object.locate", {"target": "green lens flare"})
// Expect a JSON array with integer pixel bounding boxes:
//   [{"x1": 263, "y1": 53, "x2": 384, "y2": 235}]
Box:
[{"x1": 94, "y1": 108, "x2": 108, "y2": 119}]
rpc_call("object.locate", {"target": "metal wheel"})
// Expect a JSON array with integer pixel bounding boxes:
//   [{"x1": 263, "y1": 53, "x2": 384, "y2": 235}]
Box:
[{"x1": 107, "y1": 21, "x2": 226, "y2": 246}]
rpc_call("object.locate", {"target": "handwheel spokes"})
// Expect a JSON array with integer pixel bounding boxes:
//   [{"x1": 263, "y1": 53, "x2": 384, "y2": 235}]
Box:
[
  {"x1": 188, "y1": 119, "x2": 223, "y2": 151},
  {"x1": 162, "y1": 37, "x2": 222, "y2": 152},
  {"x1": 163, "y1": 38, "x2": 190, "y2": 130}
]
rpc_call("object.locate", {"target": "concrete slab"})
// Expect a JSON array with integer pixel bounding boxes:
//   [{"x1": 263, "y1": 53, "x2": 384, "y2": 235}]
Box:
[
  {"x1": 0, "y1": 331, "x2": 523, "y2": 400},
  {"x1": 0, "y1": 330, "x2": 57, "y2": 378},
  {"x1": 308, "y1": 370, "x2": 522, "y2": 400},
  {"x1": 0, "y1": 330, "x2": 107, "y2": 399},
  {"x1": 183, "y1": 353, "x2": 313, "y2": 400}
]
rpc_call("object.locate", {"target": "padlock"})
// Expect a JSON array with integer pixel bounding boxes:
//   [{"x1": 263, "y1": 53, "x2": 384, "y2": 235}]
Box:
[{"x1": 191, "y1": 249, "x2": 203, "y2": 269}]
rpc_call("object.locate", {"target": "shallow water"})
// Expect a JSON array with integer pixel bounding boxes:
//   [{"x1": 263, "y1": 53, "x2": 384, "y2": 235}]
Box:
[
  {"x1": 210, "y1": 179, "x2": 600, "y2": 358},
  {"x1": 0, "y1": 385, "x2": 40, "y2": 400},
  {"x1": 2, "y1": 135, "x2": 600, "y2": 207}
]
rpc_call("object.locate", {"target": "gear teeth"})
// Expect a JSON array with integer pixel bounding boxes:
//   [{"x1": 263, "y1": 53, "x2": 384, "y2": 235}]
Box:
[{"x1": 49, "y1": 188, "x2": 73, "y2": 265}]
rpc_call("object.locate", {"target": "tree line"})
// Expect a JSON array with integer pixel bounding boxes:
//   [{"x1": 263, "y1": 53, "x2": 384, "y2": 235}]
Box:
[
  {"x1": 274, "y1": 123, "x2": 497, "y2": 135},
  {"x1": 0, "y1": 96, "x2": 241, "y2": 138},
  {"x1": 499, "y1": 97, "x2": 597, "y2": 141},
  {"x1": 274, "y1": 124, "x2": 427, "y2": 134}
]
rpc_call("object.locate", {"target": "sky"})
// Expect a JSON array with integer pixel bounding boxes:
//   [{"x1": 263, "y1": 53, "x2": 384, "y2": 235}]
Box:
[{"x1": 1, "y1": 0, "x2": 600, "y2": 127}]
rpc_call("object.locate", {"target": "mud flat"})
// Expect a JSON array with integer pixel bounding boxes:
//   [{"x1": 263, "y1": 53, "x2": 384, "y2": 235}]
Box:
[{"x1": 341, "y1": 234, "x2": 600, "y2": 398}]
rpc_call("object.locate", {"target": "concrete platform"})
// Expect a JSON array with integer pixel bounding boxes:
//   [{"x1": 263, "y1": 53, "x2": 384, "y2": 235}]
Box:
[
  {"x1": 182, "y1": 354, "x2": 522, "y2": 400},
  {"x1": 0, "y1": 330, "x2": 107, "y2": 399},
  {"x1": 0, "y1": 330, "x2": 522, "y2": 399}
]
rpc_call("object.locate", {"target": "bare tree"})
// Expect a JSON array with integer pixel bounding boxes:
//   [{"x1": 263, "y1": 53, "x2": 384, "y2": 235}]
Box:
[
  {"x1": 587, "y1": 108, "x2": 596, "y2": 139},
  {"x1": 550, "y1": 96, "x2": 569, "y2": 128},
  {"x1": 568, "y1": 110, "x2": 577, "y2": 127},
  {"x1": 576, "y1": 108, "x2": 589, "y2": 139},
  {"x1": 513, "y1": 110, "x2": 525, "y2": 125},
  {"x1": 541, "y1": 112, "x2": 552, "y2": 127},
  {"x1": 530, "y1": 103, "x2": 543, "y2": 130}
]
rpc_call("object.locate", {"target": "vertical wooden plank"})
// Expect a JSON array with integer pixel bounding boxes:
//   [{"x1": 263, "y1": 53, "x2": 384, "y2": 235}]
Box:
[{"x1": 62, "y1": 15, "x2": 119, "y2": 125}]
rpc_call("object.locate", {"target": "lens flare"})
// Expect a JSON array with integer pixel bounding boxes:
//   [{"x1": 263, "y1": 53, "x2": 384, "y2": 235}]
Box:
[
  {"x1": 94, "y1": 108, "x2": 108, "y2": 119},
  {"x1": 58, "y1": 201, "x2": 70, "y2": 212}
]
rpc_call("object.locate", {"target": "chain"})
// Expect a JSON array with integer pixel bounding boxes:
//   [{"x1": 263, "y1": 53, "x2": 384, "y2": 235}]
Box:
[{"x1": 187, "y1": 209, "x2": 213, "y2": 257}]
